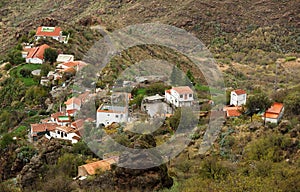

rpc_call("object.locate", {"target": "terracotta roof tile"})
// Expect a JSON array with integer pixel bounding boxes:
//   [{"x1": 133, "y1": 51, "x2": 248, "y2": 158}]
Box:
[
  {"x1": 31, "y1": 123, "x2": 58, "y2": 133},
  {"x1": 172, "y1": 86, "x2": 193, "y2": 94},
  {"x1": 227, "y1": 109, "x2": 242, "y2": 117},
  {"x1": 71, "y1": 119, "x2": 84, "y2": 129},
  {"x1": 264, "y1": 102, "x2": 284, "y2": 119},
  {"x1": 26, "y1": 44, "x2": 50, "y2": 60},
  {"x1": 65, "y1": 97, "x2": 81, "y2": 106},
  {"x1": 36, "y1": 26, "x2": 61, "y2": 37},
  {"x1": 56, "y1": 126, "x2": 75, "y2": 133},
  {"x1": 266, "y1": 102, "x2": 284, "y2": 114},
  {"x1": 79, "y1": 156, "x2": 119, "y2": 175},
  {"x1": 233, "y1": 89, "x2": 246, "y2": 95}
]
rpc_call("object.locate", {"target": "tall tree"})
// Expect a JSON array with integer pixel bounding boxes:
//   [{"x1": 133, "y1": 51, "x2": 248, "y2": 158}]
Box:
[
  {"x1": 246, "y1": 93, "x2": 272, "y2": 123},
  {"x1": 44, "y1": 48, "x2": 58, "y2": 64}
]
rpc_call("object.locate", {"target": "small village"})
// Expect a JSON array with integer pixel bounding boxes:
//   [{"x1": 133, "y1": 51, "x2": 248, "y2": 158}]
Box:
[{"x1": 22, "y1": 25, "x2": 287, "y2": 179}]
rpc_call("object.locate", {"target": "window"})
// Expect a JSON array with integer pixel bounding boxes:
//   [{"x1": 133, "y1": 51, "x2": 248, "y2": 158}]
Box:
[
  {"x1": 107, "y1": 114, "x2": 110, "y2": 116},
  {"x1": 64, "y1": 133, "x2": 67, "y2": 137},
  {"x1": 189, "y1": 94, "x2": 192, "y2": 97},
  {"x1": 121, "y1": 114, "x2": 123, "y2": 118},
  {"x1": 180, "y1": 95, "x2": 183, "y2": 98},
  {"x1": 116, "y1": 115, "x2": 119, "y2": 118}
]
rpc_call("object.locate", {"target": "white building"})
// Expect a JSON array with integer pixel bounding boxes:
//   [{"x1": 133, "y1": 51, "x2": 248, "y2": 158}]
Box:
[
  {"x1": 97, "y1": 105, "x2": 128, "y2": 127},
  {"x1": 165, "y1": 86, "x2": 194, "y2": 107},
  {"x1": 56, "y1": 54, "x2": 74, "y2": 63},
  {"x1": 230, "y1": 89, "x2": 247, "y2": 106},
  {"x1": 65, "y1": 97, "x2": 81, "y2": 111},
  {"x1": 35, "y1": 26, "x2": 62, "y2": 41},
  {"x1": 46, "y1": 126, "x2": 80, "y2": 144},
  {"x1": 26, "y1": 44, "x2": 50, "y2": 64},
  {"x1": 262, "y1": 103, "x2": 284, "y2": 124}
]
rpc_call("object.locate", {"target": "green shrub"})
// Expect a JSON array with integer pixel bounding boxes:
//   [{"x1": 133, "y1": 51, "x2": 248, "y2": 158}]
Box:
[{"x1": 285, "y1": 56, "x2": 297, "y2": 62}]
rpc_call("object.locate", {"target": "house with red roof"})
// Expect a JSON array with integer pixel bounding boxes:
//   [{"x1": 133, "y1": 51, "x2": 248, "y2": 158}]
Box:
[
  {"x1": 65, "y1": 97, "x2": 82, "y2": 112},
  {"x1": 165, "y1": 86, "x2": 194, "y2": 107},
  {"x1": 35, "y1": 26, "x2": 62, "y2": 41},
  {"x1": 262, "y1": 102, "x2": 284, "y2": 124},
  {"x1": 46, "y1": 126, "x2": 81, "y2": 144},
  {"x1": 30, "y1": 123, "x2": 57, "y2": 141},
  {"x1": 223, "y1": 106, "x2": 242, "y2": 118},
  {"x1": 56, "y1": 61, "x2": 87, "y2": 72},
  {"x1": 78, "y1": 156, "x2": 119, "y2": 177},
  {"x1": 230, "y1": 89, "x2": 247, "y2": 106},
  {"x1": 26, "y1": 44, "x2": 50, "y2": 64}
]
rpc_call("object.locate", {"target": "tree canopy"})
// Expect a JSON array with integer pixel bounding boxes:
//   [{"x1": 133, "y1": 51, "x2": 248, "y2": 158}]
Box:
[
  {"x1": 246, "y1": 93, "x2": 272, "y2": 121},
  {"x1": 44, "y1": 48, "x2": 58, "y2": 64}
]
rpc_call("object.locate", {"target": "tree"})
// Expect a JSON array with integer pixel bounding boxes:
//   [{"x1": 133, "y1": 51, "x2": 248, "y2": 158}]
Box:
[
  {"x1": 40, "y1": 63, "x2": 52, "y2": 76},
  {"x1": 246, "y1": 93, "x2": 272, "y2": 123},
  {"x1": 19, "y1": 68, "x2": 32, "y2": 78},
  {"x1": 186, "y1": 69, "x2": 195, "y2": 85},
  {"x1": 7, "y1": 49, "x2": 25, "y2": 65},
  {"x1": 44, "y1": 48, "x2": 58, "y2": 64}
]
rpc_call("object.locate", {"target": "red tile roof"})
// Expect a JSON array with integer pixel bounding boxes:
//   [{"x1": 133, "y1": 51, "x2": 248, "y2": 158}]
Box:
[
  {"x1": 227, "y1": 109, "x2": 242, "y2": 117},
  {"x1": 223, "y1": 106, "x2": 242, "y2": 117},
  {"x1": 71, "y1": 119, "x2": 84, "y2": 129},
  {"x1": 56, "y1": 126, "x2": 75, "y2": 133},
  {"x1": 65, "y1": 97, "x2": 81, "y2": 106},
  {"x1": 61, "y1": 61, "x2": 87, "y2": 70},
  {"x1": 172, "y1": 86, "x2": 193, "y2": 94},
  {"x1": 26, "y1": 44, "x2": 50, "y2": 60},
  {"x1": 31, "y1": 123, "x2": 57, "y2": 133},
  {"x1": 233, "y1": 89, "x2": 246, "y2": 95},
  {"x1": 79, "y1": 156, "x2": 119, "y2": 175},
  {"x1": 72, "y1": 135, "x2": 81, "y2": 141},
  {"x1": 67, "y1": 109, "x2": 78, "y2": 115},
  {"x1": 264, "y1": 103, "x2": 284, "y2": 119},
  {"x1": 266, "y1": 102, "x2": 284, "y2": 114},
  {"x1": 36, "y1": 26, "x2": 61, "y2": 37}
]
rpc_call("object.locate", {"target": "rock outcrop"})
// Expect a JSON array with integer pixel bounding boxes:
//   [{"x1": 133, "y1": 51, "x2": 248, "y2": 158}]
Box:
[{"x1": 16, "y1": 139, "x2": 64, "y2": 189}]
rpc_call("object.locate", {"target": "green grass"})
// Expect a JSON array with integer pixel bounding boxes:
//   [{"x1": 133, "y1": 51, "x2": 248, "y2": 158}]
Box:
[
  {"x1": 10, "y1": 63, "x2": 41, "y2": 86},
  {"x1": 137, "y1": 88, "x2": 146, "y2": 95}
]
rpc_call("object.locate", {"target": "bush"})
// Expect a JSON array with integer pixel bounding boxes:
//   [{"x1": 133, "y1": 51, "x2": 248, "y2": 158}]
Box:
[
  {"x1": 20, "y1": 68, "x2": 32, "y2": 78},
  {"x1": 4, "y1": 63, "x2": 12, "y2": 71},
  {"x1": 44, "y1": 48, "x2": 58, "y2": 64},
  {"x1": 0, "y1": 133, "x2": 15, "y2": 148}
]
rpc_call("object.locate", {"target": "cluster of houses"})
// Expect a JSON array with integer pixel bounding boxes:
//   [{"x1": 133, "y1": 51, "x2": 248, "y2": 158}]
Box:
[
  {"x1": 30, "y1": 91, "x2": 94, "y2": 143},
  {"x1": 21, "y1": 26, "x2": 87, "y2": 86},
  {"x1": 223, "y1": 89, "x2": 284, "y2": 124},
  {"x1": 22, "y1": 26, "x2": 69, "y2": 64}
]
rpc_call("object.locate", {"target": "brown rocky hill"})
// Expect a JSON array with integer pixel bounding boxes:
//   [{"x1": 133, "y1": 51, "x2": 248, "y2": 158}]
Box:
[{"x1": 0, "y1": 0, "x2": 299, "y2": 58}]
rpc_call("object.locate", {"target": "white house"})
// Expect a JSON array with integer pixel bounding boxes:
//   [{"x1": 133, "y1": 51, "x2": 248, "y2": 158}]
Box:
[
  {"x1": 56, "y1": 61, "x2": 87, "y2": 72},
  {"x1": 35, "y1": 26, "x2": 62, "y2": 41},
  {"x1": 97, "y1": 105, "x2": 128, "y2": 127},
  {"x1": 65, "y1": 97, "x2": 81, "y2": 111},
  {"x1": 230, "y1": 89, "x2": 247, "y2": 106},
  {"x1": 46, "y1": 126, "x2": 81, "y2": 144},
  {"x1": 262, "y1": 102, "x2": 284, "y2": 124},
  {"x1": 56, "y1": 54, "x2": 74, "y2": 63},
  {"x1": 26, "y1": 44, "x2": 50, "y2": 64},
  {"x1": 165, "y1": 86, "x2": 194, "y2": 107},
  {"x1": 30, "y1": 123, "x2": 57, "y2": 141}
]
